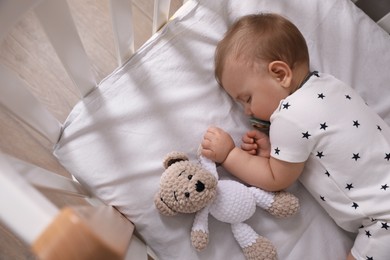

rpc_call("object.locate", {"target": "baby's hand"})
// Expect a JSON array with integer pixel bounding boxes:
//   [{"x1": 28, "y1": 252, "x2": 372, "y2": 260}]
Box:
[
  {"x1": 241, "y1": 130, "x2": 271, "y2": 158},
  {"x1": 201, "y1": 127, "x2": 235, "y2": 163}
]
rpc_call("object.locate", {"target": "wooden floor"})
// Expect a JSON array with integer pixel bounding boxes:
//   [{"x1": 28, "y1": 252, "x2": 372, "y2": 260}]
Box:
[{"x1": 0, "y1": 0, "x2": 181, "y2": 258}]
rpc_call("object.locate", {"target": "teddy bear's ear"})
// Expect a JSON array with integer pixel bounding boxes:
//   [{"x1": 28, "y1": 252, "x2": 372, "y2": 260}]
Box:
[
  {"x1": 163, "y1": 151, "x2": 189, "y2": 169},
  {"x1": 154, "y1": 192, "x2": 177, "y2": 216}
]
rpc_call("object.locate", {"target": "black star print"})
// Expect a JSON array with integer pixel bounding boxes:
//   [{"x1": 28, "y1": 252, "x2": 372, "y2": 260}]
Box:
[
  {"x1": 324, "y1": 171, "x2": 330, "y2": 177},
  {"x1": 320, "y1": 196, "x2": 325, "y2": 201},
  {"x1": 282, "y1": 102, "x2": 291, "y2": 109},
  {"x1": 316, "y1": 151, "x2": 324, "y2": 159},
  {"x1": 352, "y1": 202, "x2": 359, "y2": 209},
  {"x1": 371, "y1": 218, "x2": 377, "y2": 222},
  {"x1": 274, "y1": 147, "x2": 280, "y2": 155},
  {"x1": 318, "y1": 93, "x2": 325, "y2": 99},
  {"x1": 320, "y1": 122, "x2": 328, "y2": 130},
  {"x1": 385, "y1": 153, "x2": 390, "y2": 161},
  {"x1": 381, "y1": 222, "x2": 389, "y2": 230},
  {"x1": 366, "y1": 257, "x2": 373, "y2": 260},
  {"x1": 365, "y1": 230, "x2": 372, "y2": 238},
  {"x1": 352, "y1": 153, "x2": 361, "y2": 161},
  {"x1": 345, "y1": 94, "x2": 352, "y2": 100},
  {"x1": 345, "y1": 183, "x2": 354, "y2": 190},
  {"x1": 302, "y1": 131, "x2": 311, "y2": 139},
  {"x1": 353, "y1": 120, "x2": 360, "y2": 128},
  {"x1": 381, "y1": 184, "x2": 389, "y2": 190},
  {"x1": 377, "y1": 125, "x2": 382, "y2": 131}
]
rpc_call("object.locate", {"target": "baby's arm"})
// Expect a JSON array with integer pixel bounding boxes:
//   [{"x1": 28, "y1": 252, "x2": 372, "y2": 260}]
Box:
[
  {"x1": 224, "y1": 147, "x2": 304, "y2": 191},
  {"x1": 201, "y1": 127, "x2": 304, "y2": 191}
]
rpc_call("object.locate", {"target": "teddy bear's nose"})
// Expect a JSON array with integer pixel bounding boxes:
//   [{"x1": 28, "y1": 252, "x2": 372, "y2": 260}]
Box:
[{"x1": 195, "y1": 180, "x2": 205, "y2": 192}]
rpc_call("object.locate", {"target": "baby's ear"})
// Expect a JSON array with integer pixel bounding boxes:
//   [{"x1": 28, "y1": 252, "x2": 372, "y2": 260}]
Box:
[
  {"x1": 163, "y1": 152, "x2": 189, "y2": 169},
  {"x1": 154, "y1": 192, "x2": 177, "y2": 216},
  {"x1": 268, "y1": 61, "x2": 292, "y2": 89}
]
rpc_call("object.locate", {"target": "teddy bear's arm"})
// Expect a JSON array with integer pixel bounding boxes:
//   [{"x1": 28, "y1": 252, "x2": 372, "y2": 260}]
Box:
[
  {"x1": 249, "y1": 187, "x2": 299, "y2": 217},
  {"x1": 191, "y1": 205, "x2": 210, "y2": 251},
  {"x1": 267, "y1": 191, "x2": 300, "y2": 218},
  {"x1": 248, "y1": 186, "x2": 275, "y2": 209},
  {"x1": 198, "y1": 155, "x2": 218, "y2": 179}
]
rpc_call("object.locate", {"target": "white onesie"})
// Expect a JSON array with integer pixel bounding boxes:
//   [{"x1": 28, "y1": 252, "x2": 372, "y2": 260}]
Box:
[{"x1": 270, "y1": 72, "x2": 390, "y2": 260}]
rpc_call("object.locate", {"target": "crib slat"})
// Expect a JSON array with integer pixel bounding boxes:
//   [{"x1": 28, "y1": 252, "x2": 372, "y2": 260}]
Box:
[
  {"x1": 34, "y1": 0, "x2": 97, "y2": 98},
  {"x1": 153, "y1": 0, "x2": 172, "y2": 33},
  {"x1": 32, "y1": 206, "x2": 134, "y2": 260},
  {"x1": 5, "y1": 154, "x2": 90, "y2": 198},
  {"x1": 109, "y1": 0, "x2": 135, "y2": 66},
  {"x1": 0, "y1": 64, "x2": 62, "y2": 144},
  {"x1": 0, "y1": 154, "x2": 59, "y2": 246},
  {"x1": 378, "y1": 13, "x2": 390, "y2": 33}
]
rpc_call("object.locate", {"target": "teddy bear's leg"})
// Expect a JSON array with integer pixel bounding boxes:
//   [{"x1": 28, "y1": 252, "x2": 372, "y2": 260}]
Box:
[
  {"x1": 249, "y1": 187, "x2": 299, "y2": 218},
  {"x1": 231, "y1": 223, "x2": 277, "y2": 260}
]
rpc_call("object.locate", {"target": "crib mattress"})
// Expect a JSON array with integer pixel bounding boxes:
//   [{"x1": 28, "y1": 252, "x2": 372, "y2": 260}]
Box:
[{"x1": 54, "y1": 0, "x2": 390, "y2": 259}]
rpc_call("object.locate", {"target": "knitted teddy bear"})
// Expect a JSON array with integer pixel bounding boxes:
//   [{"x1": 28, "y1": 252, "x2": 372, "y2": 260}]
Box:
[{"x1": 154, "y1": 151, "x2": 300, "y2": 260}]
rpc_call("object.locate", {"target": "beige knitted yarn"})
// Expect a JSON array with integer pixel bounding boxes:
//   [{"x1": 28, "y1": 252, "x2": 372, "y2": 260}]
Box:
[
  {"x1": 242, "y1": 236, "x2": 277, "y2": 260},
  {"x1": 267, "y1": 191, "x2": 300, "y2": 218}
]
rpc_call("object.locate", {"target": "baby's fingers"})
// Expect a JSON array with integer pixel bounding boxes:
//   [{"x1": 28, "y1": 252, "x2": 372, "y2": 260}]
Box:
[
  {"x1": 241, "y1": 142, "x2": 257, "y2": 152},
  {"x1": 201, "y1": 148, "x2": 216, "y2": 161},
  {"x1": 249, "y1": 129, "x2": 268, "y2": 140},
  {"x1": 242, "y1": 133, "x2": 254, "y2": 144}
]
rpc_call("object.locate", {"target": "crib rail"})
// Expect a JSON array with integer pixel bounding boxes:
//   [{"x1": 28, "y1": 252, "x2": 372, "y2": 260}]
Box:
[
  {"x1": 0, "y1": 152, "x2": 135, "y2": 259},
  {"x1": 0, "y1": 0, "x2": 181, "y2": 258}
]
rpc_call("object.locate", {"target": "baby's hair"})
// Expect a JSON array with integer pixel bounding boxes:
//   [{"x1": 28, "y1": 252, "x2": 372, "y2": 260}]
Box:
[{"x1": 215, "y1": 13, "x2": 309, "y2": 85}]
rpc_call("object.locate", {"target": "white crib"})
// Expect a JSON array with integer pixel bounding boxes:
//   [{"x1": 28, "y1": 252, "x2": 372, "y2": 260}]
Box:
[
  {"x1": 0, "y1": 0, "x2": 180, "y2": 259},
  {"x1": 1, "y1": 0, "x2": 390, "y2": 259}
]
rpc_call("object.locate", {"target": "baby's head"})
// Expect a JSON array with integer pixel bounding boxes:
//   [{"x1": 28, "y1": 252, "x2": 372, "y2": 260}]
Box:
[
  {"x1": 214, "y1": 13, "x2": 310, "y2": 123},
  {"x1": 215, "y1": 13, "x2": 309, "y2": 85}
]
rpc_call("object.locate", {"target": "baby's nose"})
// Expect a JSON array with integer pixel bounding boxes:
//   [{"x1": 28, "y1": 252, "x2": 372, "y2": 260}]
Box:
[{"x1": 244, "y1": 106, "x2": 252, "y2": 116}]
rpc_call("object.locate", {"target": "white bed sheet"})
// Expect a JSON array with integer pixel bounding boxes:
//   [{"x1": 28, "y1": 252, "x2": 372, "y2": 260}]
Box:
[{"x1": 54, "y1": 0, "x2": 390, "y2": 259}]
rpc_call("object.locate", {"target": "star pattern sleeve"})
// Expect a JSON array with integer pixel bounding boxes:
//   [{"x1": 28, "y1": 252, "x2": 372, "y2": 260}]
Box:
[
  {"x1": 270, "y1": 112, "x2": 314, "y2": 163},
  {"x1": 269, "y1": 100, "x2": 317, "y2": 163}
]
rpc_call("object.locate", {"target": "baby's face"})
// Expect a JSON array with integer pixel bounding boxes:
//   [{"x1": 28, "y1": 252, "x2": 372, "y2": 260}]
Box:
[{"x1": 221, "y1": 60, "x2": 289, "y2": 122}]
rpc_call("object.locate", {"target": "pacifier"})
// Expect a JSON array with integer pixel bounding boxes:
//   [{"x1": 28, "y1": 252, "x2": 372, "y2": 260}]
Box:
[{"x1": 249, "y1": 116, "x2": 270, "y2": 133}]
